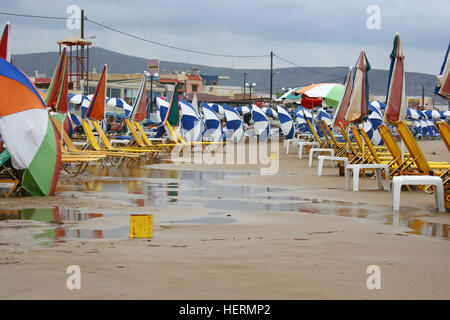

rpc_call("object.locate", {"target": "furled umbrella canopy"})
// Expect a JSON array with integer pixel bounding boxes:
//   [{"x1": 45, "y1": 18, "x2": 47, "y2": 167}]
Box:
[
  {"x1": 435, "y1": 42, "x2": 450, "y2": 100},
  {"x1": 0, "y1": 22, "x2": 11, "y2": 62},
  {"x1": 345, "y1": 49, "x2": 371, "y2": 123},
  {"x1": 383, "y1": 33, "x2": 407, "y2": 124},
  {"x1": 85, "y1": 65, "x2": 107, "y2": 121},
  {"x1": 44, "y1": 47, "x2": 69, "y2": 113},
  {"x1": 331, "y1": 67, "x2": 353, "y2": 128}
]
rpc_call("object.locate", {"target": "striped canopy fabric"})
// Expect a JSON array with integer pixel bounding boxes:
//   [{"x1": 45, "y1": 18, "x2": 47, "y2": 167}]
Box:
[
  {"x1": 435, "y1": 42, "x2": 450, "y2": 100},
  {"x1": 251, "y1": 105, "x2": 270, "y2": 141},
  {"x1": 277, "y1": 105, "x2": 294, "y2": 139},
  {"x1": 129, "y1": 75, "x2": 147, "y2": 122},
  {"x1": 384, "y1": 33, "x2": 407, "y2": 124},
  {"x1": 345, "y1": 49, "x2": 371, "y2": 123},
  {"x1": 332, "y1": 67, "x2": 353, "y2": 128},
  {"x1": 85, "y1": 65, "x2": 107, "y2": 121},
  {"x1": 0, "y1": 58, "x2": 61, "y2": 196},
  {"x1": 44, "y1": 47, "x2": 68, "y2": 113},
  {"x1": 223, "y1": 104, "x2": 244, "y2": 143},
  {"x1": 0, "y1": 23, "x2": 11, "y2": 62},
  {"x1": 201, "y1": 102, "x2": 222, "y2": 142},
  {"x1": 180, "y1": 99, "x2": 202, "y2": 142}
]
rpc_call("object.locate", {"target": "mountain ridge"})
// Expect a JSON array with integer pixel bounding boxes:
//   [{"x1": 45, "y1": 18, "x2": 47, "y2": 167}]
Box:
[{"x1": 11, "y1": 47, "x2": 445, "y2": 101}]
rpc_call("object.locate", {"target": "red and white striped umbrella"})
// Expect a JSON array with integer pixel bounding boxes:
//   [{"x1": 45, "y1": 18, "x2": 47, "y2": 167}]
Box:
[{"x1": 383, "y1": 33, "x2": 407, "y2": 124}]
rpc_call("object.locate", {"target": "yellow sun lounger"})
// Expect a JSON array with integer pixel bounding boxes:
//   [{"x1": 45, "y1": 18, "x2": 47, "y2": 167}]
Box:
[
  {"x1": 395, "y1": 120, "x2": 450, "y2": 175},
  {"x1": 53, "y1": 118, "x2": 142, "y2": 167},
  {"x1": 83, "y1": 120, "x2": 159, "y2": 162},
  {"x1": 436, "y1": 121, "x2": 450, "y2": 152}
]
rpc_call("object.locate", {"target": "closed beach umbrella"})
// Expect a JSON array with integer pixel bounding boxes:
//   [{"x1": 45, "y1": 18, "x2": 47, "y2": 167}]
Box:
[
  {"x1": 210, "y1": 103, "x2": 224, "y2": 115},
  {"x1": 201, "y1": 102, "x2": 222, "y2": 142},
  {"x1": 223, "y1": 104, "x2": 244, "y2": 142},
  {"x1": 406, "y1": 108, "x2": 421, "y2": 120},
  {"x1": 179, "y1": 99, "x2": 202, "y2": 142},
  {"x1": 69, "y1": 94, "x2": 86, "y2": 104},
  {"x1": 384, "y1": 33, "x2": 407, "y2": 124},
  {"x1": 277, "y1": 106, "x2": 294, "y2": 139},
  {"x1": 263, "y1": 107, "x2": 278, "y2": 118},
  {"x1": 235, "y1": 106, "x2": 251, "y2": 115},
  {"x1": 435, "y1": 42, "x2": 450, "y2": 99},
  {"x1": 318, "y1": 108, "x2": 333, "y2": 126},
  {"x1": 332, "y1": 67, "x2": 353, "y2": 128},
  {"x1": 345, "y1": 49, "x2": 371, "y2": 123},
  {"x1": 424, "y1": 109, "x2": 445, "y2": 120},
  {"x1": 368, "y1": 101, "x2": 383, "y2": 116},
  {"x1": 251, "y1": 105, "x2": 271, "y2": 141}
]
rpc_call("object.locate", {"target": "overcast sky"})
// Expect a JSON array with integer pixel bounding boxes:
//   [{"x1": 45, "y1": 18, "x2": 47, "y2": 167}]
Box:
[{"x1": 1, "y1": 0, "x2": 449, "y2": 74}]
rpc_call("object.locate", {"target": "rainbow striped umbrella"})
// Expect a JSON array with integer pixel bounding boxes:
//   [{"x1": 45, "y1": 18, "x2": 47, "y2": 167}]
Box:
[
  {"x1": 294, "y1": 83, "x2": 344, "y2": 107},
  {"x1": 0, "y1": 59, "x2": 61, "y2": 196}
]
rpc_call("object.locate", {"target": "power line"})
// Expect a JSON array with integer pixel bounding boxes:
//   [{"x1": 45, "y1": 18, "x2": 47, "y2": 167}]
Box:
[
  {"x1": 0, "y1": 11, "x2": 72, "y2": 20},
  {"x1": 0, "y1": 11, "x2": 270, "y2": 59},
  {"x1": 85, "y1": 17, "x2": 269, "y2": 58}
]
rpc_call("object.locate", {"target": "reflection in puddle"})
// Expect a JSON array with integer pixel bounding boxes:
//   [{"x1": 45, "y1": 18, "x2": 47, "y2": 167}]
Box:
[{"x1": 0, "y1": 167, "x2": 448, "y2": 245}]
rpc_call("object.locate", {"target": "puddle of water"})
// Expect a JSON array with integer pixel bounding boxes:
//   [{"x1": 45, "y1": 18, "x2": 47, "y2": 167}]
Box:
[{"x1": 1, "y1": 166, "x2": 448, "y2": 245}]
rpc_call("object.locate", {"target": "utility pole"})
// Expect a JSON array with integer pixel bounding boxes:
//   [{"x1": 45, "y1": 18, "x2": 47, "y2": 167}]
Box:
[
  {"x1": 270, "y1": 51, "x2": 273, "y2": 105},
  {"x1": 243, "y1": 72, "x2": 247, "y2": 105},
  {"x1": 422, "y1": 85, "x2": 425, "y2": 110},
  {"x1": 80, "y1": 9, "x2": 85, "y2": 94}
]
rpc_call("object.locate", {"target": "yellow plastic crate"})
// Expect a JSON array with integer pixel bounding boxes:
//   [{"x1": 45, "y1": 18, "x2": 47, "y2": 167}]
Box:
[{"x1": 129, "y1": 214, "x2": 153, "y2": 238}]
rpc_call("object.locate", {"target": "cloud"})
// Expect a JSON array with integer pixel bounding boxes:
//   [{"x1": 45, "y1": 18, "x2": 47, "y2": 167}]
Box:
[{"x1": 0, "y1": 0, "x2": 449, "y2": 74}]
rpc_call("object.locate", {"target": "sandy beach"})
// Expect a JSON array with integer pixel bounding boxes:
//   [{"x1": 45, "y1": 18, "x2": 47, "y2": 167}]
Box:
[{"x1": 0, "y1": 140, "x2": 449, "y2": 299}]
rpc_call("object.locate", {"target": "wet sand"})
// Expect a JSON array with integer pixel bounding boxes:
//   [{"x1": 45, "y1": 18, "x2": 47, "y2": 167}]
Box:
[{"x1": 0, "y1": 139, "x2": 449, "y2": 299}]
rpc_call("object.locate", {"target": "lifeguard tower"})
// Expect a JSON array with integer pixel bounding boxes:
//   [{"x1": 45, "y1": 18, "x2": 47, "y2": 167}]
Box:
[{"x1": 57, "y1": 37, "x2": 92, "y2": 94}]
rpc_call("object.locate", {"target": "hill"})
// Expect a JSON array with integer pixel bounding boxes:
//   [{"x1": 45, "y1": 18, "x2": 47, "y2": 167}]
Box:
[{"x1": 11, "y1": 47, "x2": 444, "y2": 100}]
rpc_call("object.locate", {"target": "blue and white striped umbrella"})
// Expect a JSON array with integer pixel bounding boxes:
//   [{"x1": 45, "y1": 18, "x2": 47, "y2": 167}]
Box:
[
  {"x1": 210, "y1": 103, "x2": 224, "y2": 115},
  {"x1": 223, "y1": 104, "x2": 244, "y2": 142},
  {"x1": 201, "y1": 102, "x2": 222, "y2": 142},
  {"x1": 180, "y1": 99, "x2": 202, "y2": 142},
  {"x1": 411, "y1": 119, "x2": 422, "y2": 137},
  {"x1": 156, "y1": 97, "x2": 169, "y2": 124},
  {"x1": 416, "y1": 109, "x2": 428, "y2": 119},
  {"x1": 251, "y1": 105, "x2": 271, "y2": 141},
  {"x1": 262, "y1": 107, "x2": 278, "y2": 118},
  {"x1": 80, "y1": 95, "x2": 92, "y2": 118},
  {"x1": 444, "y1": 110, "x2": 450, "y2": 119},
  {"x1": 68, "y1": 94, "x2": 88, "y2": 104},
  {"x1": 419, "y1": 119, "x2": 431, "y2": 136},
  {"x1": 424, "y1": 109, "x2": 445, "y2": 120},
  {"x1": 406, "y1": 108, "x2": 421, "y2": 120},
  {"x1": 370, "y1": 100, "x2": 385, "y2": 110},
  {"x1": 317, "y1": 108, "x2": 333, "y2": 126},
  {"x1": 426, "y1": 119, "x2": 439, "y2": 136},
  {"x1": 369, "y1": 101, "x2": 383, "y2": 116},
  {"x1": 235, "y1": 106, "x2": 251, "y2": 115},
  {"x1": 361, "y1": 111, "x2": 384, "y2": 145},
  {"x1": 69, "y1": 113, "x2": 81, "y2": 126},
  {"x1": 277, "y1": 106, "x2": 294, "y2": 139},
  {"x1": 107, "y1": 97, "x2": 133, "y2": 117}
]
